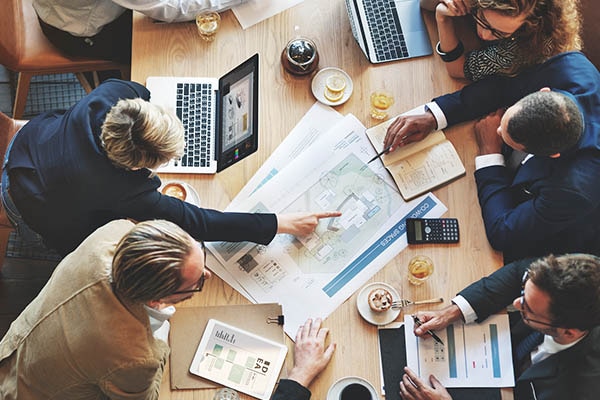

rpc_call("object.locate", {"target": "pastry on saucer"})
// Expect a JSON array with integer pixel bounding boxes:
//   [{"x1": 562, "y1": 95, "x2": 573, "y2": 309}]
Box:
[{"x1": 367, "y1": 288, "x2": 393, "y2": 312}]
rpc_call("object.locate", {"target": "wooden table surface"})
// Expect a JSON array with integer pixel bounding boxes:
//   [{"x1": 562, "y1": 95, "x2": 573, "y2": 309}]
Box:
[{"x1": 130, "y1": 1, "x2": 508, "y2": 398}]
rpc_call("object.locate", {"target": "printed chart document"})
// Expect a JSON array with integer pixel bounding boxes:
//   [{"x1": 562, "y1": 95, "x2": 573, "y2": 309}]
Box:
[
  {"x1": 366, "y1": 116, "x2": 465, "y2": 200},
  {"x1": 189, "y1": 319, "x2": 288, "y2": 400},
  {"x1": 405, "y1": 314, "x2": 515, "y2": 388},
  {"x1": 208, "y1": 113, "x2": 448, "y2": 338}
]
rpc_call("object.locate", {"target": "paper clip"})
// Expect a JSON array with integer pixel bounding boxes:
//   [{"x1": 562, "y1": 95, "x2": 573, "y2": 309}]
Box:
[{"x1": 266, "y1": 315, "x2": 285, "y2": 325}]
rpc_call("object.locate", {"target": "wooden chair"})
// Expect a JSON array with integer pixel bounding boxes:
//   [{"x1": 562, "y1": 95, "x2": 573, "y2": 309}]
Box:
[
  {"x1": 0, "y1": 0, "x2": 129, "y2": 119},
  {"x1": 0, "y1": 111, "x2": 27, "y2": 269},
  {"x1": 580, "y1": 0, "x2": 600, "y2": 70}
]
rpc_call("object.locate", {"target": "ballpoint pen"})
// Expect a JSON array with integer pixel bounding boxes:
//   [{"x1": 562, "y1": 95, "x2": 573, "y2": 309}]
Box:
[
  {"x1": 412, "y1": 315, "x2": 444, "y2": 346},
  {"x1": 367, "y1": 144, "x2": 392, "y2": 164}
]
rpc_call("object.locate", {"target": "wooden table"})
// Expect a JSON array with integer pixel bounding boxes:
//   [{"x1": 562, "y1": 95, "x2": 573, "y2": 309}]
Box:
[{"x1": 131, "y1": 1, "x2": 507, "y2": 398}]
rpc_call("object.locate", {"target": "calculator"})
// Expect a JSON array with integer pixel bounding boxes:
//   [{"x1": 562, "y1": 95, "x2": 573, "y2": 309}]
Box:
[{"x1": 406, "y1": 218, "x2": 459, "y2": 244}]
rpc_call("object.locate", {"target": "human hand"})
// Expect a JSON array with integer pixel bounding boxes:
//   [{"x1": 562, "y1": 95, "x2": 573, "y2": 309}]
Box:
[
  {"x1": 436, "y1": 0, "x2": 470, "y2": 17},
  {"x1": 277, "y1": 211, "x2": 342, "y2": 237},
  {"x1": 413, "y1": 305, "x2": 463, "y2": 338},
  {"x1": 383, "y1": 113, "x2": 437, "y2": 152},
  {"x1": 474, "y1": 109, "x2": 505, "y2": 155},
  {"x1": 400, "y1": 367, "x2": 452, "y2": 400},
  {"x1": 287, "y1": 318, "x2": 336, "y2": 388}
]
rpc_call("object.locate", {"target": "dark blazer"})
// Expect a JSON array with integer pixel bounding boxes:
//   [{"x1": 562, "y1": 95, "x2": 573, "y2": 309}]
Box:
[
  {"x1": 459, "y1": 258, "x2": 600, "y2": 400},
  {"x1": 271, "y1": 379, "x2": 311, "y2": 400},
  {"x1": 434, "y1": 52, "x2": 600, "y2": 262},
  {"x1": 6, "y1": 79, "x2": 277, "y2": 254}
]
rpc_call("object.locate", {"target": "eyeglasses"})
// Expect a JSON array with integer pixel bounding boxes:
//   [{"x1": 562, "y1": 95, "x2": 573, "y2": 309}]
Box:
[
  {"x1": 172, "y1": 241, "x2": 208, "y2": 295},
  {"x1": 472, "y1": 9, "x2": 515, "y2": 40},
  {"x1": 519, "y1": 270, "x2": 559, "y2": 328}
]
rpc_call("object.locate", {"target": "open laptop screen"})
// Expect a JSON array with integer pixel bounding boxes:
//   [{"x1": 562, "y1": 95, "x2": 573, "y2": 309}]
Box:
[{"x1": 217, "y1": 53, "x2": 259, "y2": 172}]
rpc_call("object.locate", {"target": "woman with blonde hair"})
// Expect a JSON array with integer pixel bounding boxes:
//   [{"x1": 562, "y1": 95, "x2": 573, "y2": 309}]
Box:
[
  {"x1": 422, "y1": 0, "x2": 582, "y2": 81},
  {"x1": 1, "y1": 79, "x2": 340, "y2": 255}
]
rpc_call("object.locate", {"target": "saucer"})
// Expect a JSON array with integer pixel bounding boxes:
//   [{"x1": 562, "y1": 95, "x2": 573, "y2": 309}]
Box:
[
  {"x1": 311, "y1": 67, "x2": 353, "y2": 106},
  {"x1": 326, "y1": 376, "x2": 379, "y2": 400},
  {"x1": 158, "y1": 181, "x2": 201, "y2": 207},
  {"x1": 356, "y1": 282, "x2": 400, "y2": 326}
]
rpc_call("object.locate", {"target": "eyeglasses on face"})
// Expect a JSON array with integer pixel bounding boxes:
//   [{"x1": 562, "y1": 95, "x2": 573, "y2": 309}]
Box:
[
  {"x1": 472, "y1": 9, "x2": 515, "y2": 40},
  {"x1": 519, "y1": 270, "x2": 559, "y2": 328},
  {"x1": 172, "y1": 241, "x2": 208, "y2": 295}
]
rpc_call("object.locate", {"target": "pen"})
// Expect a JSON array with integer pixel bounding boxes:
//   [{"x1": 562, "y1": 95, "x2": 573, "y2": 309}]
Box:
[
  {"x1": 412, "y1": 315, "x2": 444, "y2": 346},
  {"x1": 367, "y1": 145, "x2": 392, "y2": 164}
]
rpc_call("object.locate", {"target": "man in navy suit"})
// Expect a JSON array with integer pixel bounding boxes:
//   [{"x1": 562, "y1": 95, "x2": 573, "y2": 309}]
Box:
[
  {"x1": 384, "y1": 51, "x2": 600, "y2": 262},
  {"x1": 400, "y1": 253, "x2": 600, "y2": 400}
]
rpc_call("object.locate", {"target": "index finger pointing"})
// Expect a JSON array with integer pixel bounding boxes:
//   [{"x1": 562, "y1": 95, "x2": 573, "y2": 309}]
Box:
[{"x1": 316, "y1": 211, "x2": 342, "y2": 219}]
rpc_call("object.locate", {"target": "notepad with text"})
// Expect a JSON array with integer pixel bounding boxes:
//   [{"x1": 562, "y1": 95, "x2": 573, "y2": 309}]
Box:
[{"x1": 366, "y1": 120, "x2": 465, "y2": 200}]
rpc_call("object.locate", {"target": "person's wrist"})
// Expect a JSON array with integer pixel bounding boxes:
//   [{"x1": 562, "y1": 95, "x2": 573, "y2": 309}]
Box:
[{"x1": 435, "y1": 40, "x2": 464, "y2": 62}]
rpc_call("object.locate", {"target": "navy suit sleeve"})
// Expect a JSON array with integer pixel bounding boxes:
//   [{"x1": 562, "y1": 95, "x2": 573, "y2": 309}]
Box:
[
  {"x1": 116, "y1": 178, "x2": 278, "y2": 244},
  {"x1": 474, "y1": 155, "x2": 600, "y2": 256},
  {"x1": 271, "y1": 379, "x2": 311, "y2": 400},
  {"x1": 433, "y1": 52, "x2": 597, "y2": 127},
  {"x1": 458, "y1": 258, "x2": 534, "y2": 322}
]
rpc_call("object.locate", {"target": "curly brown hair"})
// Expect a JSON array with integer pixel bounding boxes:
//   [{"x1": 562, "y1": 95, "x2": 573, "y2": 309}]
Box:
[{"x1": 473, "y1": 0, "x2": 582, "y2": 64}]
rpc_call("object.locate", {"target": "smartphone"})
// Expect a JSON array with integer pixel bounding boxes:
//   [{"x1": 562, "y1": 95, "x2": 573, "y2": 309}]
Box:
[{"x1": 406, "y1": 218, "x2": 459, "y2": 244}]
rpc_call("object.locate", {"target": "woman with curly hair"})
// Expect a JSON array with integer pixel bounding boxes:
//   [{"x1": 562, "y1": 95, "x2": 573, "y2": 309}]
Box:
[{"x1": 421, "y1": 0, "x2": 582, "y2": 81}]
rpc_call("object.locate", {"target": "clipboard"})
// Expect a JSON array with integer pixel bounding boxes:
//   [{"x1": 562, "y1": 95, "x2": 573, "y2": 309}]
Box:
[
  {"x1": 169, "y1": 303, "x2": 285, "y2": 390},
  {"x1": 378, "y1": 325, "x2": 501, "y2": 400}
]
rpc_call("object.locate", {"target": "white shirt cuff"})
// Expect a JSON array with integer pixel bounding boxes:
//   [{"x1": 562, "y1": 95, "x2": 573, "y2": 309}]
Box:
[
  {"x1": 475, "y1": 153, "x2": 505, "y2": 170},
  {"x1": 452, "y1": 295, "x2": 478, "y2": 324},
  {"x1": 426, "y1": 102, "x2": 447, "y2": 130}
]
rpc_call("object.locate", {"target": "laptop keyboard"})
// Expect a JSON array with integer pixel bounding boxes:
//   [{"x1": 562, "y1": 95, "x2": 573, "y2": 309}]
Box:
[
  {"x1": 363, "y1": 0, "x2": 409, "y2": 61},
  {"x1": 175, "y1": 82, "x2": 213, "y2": 168}
]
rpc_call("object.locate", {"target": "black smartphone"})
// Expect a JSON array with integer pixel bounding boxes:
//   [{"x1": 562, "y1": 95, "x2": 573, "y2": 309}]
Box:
[{"x1": 406, "y1": 218, "x2": 459, "y2": 244}]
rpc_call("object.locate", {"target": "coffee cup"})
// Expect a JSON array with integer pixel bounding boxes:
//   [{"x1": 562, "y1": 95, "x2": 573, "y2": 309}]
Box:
[{"x1": 340, "y1": 383, "x2": 373, "y2": 400}]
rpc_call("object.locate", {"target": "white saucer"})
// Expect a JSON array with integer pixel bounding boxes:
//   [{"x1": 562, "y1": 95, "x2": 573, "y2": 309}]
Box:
[
  {"x1": 311, "y1": 67, "x2": 353, "y2": 106},
  {"x1": 356, "y1": 282, "x2": 400, "y2": 326},
  {"x1": 326, "y1": 376, "x2": 379, "y2": 400},
  {"x1": 158, "y1": 181, "x2": 201, "y2": 207}
]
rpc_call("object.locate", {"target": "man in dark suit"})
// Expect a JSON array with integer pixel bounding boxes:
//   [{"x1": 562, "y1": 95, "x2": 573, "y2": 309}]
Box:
[
  {"x1": 398, "y1": 253, "x2": 600, "y2": 400},
  {"x1": 384, "y1": 51, "x2": 600, "y2": 262}
]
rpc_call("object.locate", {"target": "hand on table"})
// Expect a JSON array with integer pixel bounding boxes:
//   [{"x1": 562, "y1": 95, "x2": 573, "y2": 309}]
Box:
[
  {"x1": 383, "y1": 113, "x2": 437, "y2": 153},
  {"x1": 400, "y1": 367, "x2": 452, "y2": 400},
  {"x1": 474, "y1": 109, "x2": 505, "y2": 155},
  {"x1": 277, "y1": 211, "x2": 342, "y2": 237},
  {"x1": 287, "y1": 318, "x2": 336, "y2": 388}
]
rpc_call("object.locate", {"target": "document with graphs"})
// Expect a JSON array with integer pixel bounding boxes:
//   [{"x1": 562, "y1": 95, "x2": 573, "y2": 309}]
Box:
[
  {"x1": 207, "y1": 111, "x2": 448, "y2": 338},
  {"x1": 189, "y1": 319, "x2": 288, "y2": 399},
  {"x1": 405, "y1": 314, "x2": 515, "y2": 387}
]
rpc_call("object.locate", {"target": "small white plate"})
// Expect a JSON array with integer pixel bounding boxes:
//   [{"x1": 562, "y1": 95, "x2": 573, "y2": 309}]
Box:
[
  {"x1": 356, "y1": 282, "x2": 400, "y2": 326},
  {"x1": 326, "y1": 376, "x2": 379, "y2": 400},
  {"x1": 158, "y1": 181, "x2": 201, "y2": 207},
  {"x1": 311, "y1": 67, "x2": 353, "y2": 106}
]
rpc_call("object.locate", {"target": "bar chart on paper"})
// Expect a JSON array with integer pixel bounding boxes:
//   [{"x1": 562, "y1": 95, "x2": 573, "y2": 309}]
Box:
[{"x1": 405, "y1": 314, "x2": 515, "y2": 388}]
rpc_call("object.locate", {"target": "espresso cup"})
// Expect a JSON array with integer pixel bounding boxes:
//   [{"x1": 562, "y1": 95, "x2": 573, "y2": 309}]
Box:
[{"x1": 340, "y1": 383, "x2": 373, "y2": 400}]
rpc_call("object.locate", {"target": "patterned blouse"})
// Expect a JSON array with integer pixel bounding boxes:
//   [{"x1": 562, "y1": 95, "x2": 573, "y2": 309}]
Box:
[{"x1": 464, "y1": 37, "x2": 553, "y2": 81}]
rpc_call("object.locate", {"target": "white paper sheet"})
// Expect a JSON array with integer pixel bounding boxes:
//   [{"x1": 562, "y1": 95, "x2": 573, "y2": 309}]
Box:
[
  {"x1": 405, "y1": 314, "x2": 515, "y2": 388},
  {"x1": 232, "y1": 0, "x2": 304, "y2": 29},
  {"x1": 208, "y1": 113, "x2": 447, "y2": 338}
]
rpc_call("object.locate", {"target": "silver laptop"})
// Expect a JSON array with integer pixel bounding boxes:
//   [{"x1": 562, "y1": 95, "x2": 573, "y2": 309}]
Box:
[
  {"x1": 344, "y1": 0, "x2": 432, "y2": 63},
  {"x1": 146, "y1": 54, "x2": 259, "y2": 174}
]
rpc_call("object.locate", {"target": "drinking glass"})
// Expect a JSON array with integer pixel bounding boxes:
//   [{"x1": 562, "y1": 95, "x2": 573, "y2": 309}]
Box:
[
  {"x1": 369, "y1": 91, "x2": 394, "y2": 120},
  {"x1": 196, "y1": 11, "x2": 221, "y2": 42},
  {"x1": 407, "y1": 255, "x2": 434, "y2": 285}
]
